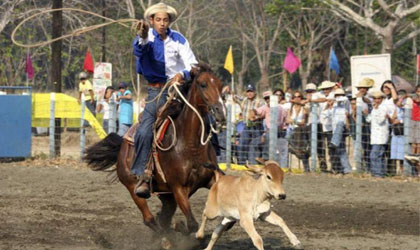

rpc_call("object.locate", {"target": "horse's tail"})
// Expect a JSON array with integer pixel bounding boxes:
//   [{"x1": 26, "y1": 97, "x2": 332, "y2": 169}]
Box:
[
  {"x1": 84, "y1": 133, "x2": 123, "y2": 171},
  {"x1": 202, "y1": 162, "x2": 225, "y2": 182}
]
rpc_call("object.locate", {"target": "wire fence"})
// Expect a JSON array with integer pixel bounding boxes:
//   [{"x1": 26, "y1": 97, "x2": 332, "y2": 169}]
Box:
[
  {"x1": 218, "y1": 96, "x2": 418, "y2": 177},
  {"x1": 8, "y1": 90, "x2": 416, "y2": 177}
]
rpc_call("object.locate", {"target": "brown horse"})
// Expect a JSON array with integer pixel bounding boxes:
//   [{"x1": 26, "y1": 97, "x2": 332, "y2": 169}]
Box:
[{"x1": 84, "y1": 64, "x2": 226, "y2": 236}]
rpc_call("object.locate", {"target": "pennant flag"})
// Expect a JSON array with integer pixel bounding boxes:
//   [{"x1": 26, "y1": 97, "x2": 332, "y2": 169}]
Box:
[
  {"x1": 329, "y1": 48, "x2": 340, "y2": 74},
  {"x1": 283, "y1": 48, "x2": 301, "y2": 74},
  {"x1": 83, "y1": 50, "x2": 94, "y2": 73},
  {"x1": 25, "y1": 52, "x2": 34, "y2": 79},
  {"x1": 224, "y1": 45, "x2": 234, "y2": 75},
  {"x1": 417, "y1": 54, "x2": 420, "y2": 75}
]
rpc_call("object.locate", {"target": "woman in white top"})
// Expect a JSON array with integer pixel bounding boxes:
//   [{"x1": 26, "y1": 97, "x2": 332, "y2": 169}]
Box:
[{"x1": 96, "y1": 86, "x2": 115, "y2": 134}]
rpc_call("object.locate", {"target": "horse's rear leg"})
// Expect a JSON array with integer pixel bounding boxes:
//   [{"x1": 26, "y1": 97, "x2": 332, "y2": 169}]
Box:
[
  {"x1": 157, "y1": 194, "x2": 177, "y2": 230},
  {"x1": 173, "y1": 187, "x2": 198, "y2": 234}
]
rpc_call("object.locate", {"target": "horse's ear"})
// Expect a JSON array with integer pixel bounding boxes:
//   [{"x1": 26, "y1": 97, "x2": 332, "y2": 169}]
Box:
[{"x1": 190, "y1": 65, "x2": 200, "y2": 78}]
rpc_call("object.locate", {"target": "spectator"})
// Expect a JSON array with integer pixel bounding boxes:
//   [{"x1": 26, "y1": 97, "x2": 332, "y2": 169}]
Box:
[
  {"x1": 77, "y1": 72, "x2": 96, "y2": 127},
  {"x1": 96, "y1": 86, "x2": 116, "y2": 134},
  {"x1": 285, "y1": 87, "x2": 293, "y2": 102},
  {"x1": 366, "y1": 90, "x2": 389, "y2": 178},
  {"x1": 273, "y1": 88, "x2": 289, "y2": 167},
  {"x1": 320, "y1": 93, "x2": 336, "y2": 172},
  {"x1": 380, "y1": 80, "x2": 398, "y2": 175},
  {"x1": 286, "y1": 91, "x2": 310, "y2": 172},
  {"x1": 389, "y1": 90, "x2": 407, "y2": 175},
  {"x1": 305, "y1": 82, "x2": 334, "y2": 172},
  {"x1": 255, "y1": 91, "x2": 286, "y2": 162},
  {"x1": 237, "y1": 84, "x2": 264, "y2": 164},
  {"x1": 355, "y1": 78, "x2": 375, "y2": 172},
  {"x1": 116, "y1": 82, "x2": 133, "y2": 137},
  {"x1": 405, "y1": 85, "x2": 420, "y2": 176},
  {"x1": 330, "y1": 88, "x2": 352, "y2": 174}
]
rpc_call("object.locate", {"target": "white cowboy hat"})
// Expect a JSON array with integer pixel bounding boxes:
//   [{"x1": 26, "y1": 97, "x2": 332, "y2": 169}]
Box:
[
  {"x1": 319, "y1": 80, "x2": 335, "y2": 90},
  {"x1": 334, "y1": 88, "x2": 345, "y2": 96},
  {"x1": 144, "y1": 3, "x2": 178, "y2": 22}
]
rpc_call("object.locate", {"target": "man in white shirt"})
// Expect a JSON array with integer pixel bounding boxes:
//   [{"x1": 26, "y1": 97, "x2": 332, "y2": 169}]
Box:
[
  {"x1": 131, "y1": 3, "x2": 198, "y2": 198},
  {"x1": 366, "y1": 90, "x2": 389, "y2": 177}
]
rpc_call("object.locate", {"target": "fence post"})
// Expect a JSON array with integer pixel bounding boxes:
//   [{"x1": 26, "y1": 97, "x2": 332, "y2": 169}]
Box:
[
  {"x1": 310, "y1": 103, "x2": 318, "y2": 172},
  {"x1": 226, "y1": 100, "x2": 232, "y2": 169},
  {"x1": 49, "y1": 92, "x2": 55, "y2": 158},
  {"x1": 109, "y1": 96, "x2": 117, "y2": 133},
  {"x1": 403, "y1": 99, "x2": 413, "y2": 176},
  {"x1": 354, "y1": 97, "x2": 363, "y2": 172},
  {"x1": 269, "y1": 95, "x2": 278, "y2": 161},
  {"x1": 80, "y1": 96, "x2": 86, "y2": 159}
]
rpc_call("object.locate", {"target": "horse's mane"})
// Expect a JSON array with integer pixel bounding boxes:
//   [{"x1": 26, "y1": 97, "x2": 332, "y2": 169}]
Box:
[{"x1": 160, "y1": 63, "x2": 214, "y2": 119}]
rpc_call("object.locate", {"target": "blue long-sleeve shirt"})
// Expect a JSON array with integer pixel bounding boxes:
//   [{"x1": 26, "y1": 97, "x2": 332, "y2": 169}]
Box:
[{"x1": 132, "y1": 28, "x2": 198, "y2": 83}]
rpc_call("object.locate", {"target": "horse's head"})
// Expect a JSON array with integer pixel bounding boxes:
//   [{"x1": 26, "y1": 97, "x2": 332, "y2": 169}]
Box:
[{"x1": 189, "y1": 63, "x2": 226, "y2": 127}]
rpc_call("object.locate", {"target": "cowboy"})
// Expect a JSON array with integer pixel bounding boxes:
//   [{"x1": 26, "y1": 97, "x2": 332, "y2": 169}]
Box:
[{"x1": 131, "y1": 3, "x2": 198, "y2": 198}]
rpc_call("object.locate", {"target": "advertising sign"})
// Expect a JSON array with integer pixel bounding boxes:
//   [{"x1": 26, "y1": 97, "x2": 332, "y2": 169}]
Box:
[{"x1": 350, "y1": 54, "x2": 391, "y2": 95}]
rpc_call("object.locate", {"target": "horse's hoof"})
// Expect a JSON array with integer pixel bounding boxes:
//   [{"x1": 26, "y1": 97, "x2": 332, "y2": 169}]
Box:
[
  {"x1": 174, "y1": 221, "x2": 189, "y2": 235},
  {"x1": 195, "y1": 231, "x2": 204, "y2": 240},
  {"x1": 161, "y1": 237, "x2": 172, "y2": 249}
]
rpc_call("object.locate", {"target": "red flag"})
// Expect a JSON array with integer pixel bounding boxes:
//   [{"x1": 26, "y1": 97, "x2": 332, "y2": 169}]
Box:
[
  {"x1": 417, "y1": 54, "x2": 420, "y2": 75},
  {"x1": 25, "y1": 52, "x2": 34, "y2": 79},
  {"x1": 283, "y1": 48, "x2": 301, "y2": 74},
  {"x1": 83, "y1": 50, "x2": 94, "y2": 73}
]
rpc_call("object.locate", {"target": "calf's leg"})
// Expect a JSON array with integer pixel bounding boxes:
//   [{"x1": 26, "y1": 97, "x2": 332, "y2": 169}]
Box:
[
  {"x1": 204, "y1": 217, "x2": 235, "y2": 250},
  {"x1": 261, "y1": 211, "x2": 302, "y2": 249},
  {"x1": 239, "y1": 214, "x2": 264, "y2": 250}
]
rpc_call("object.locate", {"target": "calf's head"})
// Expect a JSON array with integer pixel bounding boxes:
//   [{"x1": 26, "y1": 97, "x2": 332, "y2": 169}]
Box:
[{"x1": 246, "y1": 160, "x2": 286, "y2": 200}]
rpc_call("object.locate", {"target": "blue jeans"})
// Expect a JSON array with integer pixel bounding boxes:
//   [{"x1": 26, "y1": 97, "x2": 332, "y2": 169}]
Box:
[
  {"x1": 131, "y1": 87, "x2": 168, "y2": 176},
  {"x1": 331, "y1": 140, "x2": 352, "y2": 174},
  {"x1": 370, "y1": 144, "x2": 386, "y2": 177},
  {"x1": 238, "y1": 126, "x2": 262, "y2": 164},
  {"x1": 331, "y1": 121, "x2": 345, "y2": 147},
  {"x1": 217, "y1": 128, "x2": 227, "y2": 163},
  {"x1": 118, "y1": 123, "x2": 131, "y2": 137}
]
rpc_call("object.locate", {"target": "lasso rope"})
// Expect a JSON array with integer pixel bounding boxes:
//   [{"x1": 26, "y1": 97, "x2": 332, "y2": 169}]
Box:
[{"x1": 11, "y1": 8, "x2": 139, "y2": 48}]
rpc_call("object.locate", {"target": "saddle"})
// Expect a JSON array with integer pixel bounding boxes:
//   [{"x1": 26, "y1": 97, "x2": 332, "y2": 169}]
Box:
[{"x1": 123, "y1": 99, "x2": 183, "y2": 184}]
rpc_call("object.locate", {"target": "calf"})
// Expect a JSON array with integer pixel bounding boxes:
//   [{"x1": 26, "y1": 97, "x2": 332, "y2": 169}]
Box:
[{"x1": 196, "y1": 160, "x2": 302, "y2": 250}]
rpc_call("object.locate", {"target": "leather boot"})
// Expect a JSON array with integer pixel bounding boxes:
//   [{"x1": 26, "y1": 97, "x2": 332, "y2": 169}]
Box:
[{"x1": 135, "y1": 179, "x2": 151, "y2": 199}]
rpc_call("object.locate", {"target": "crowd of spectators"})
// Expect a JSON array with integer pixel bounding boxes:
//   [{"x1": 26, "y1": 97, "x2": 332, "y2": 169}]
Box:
[{"x1": 219, "y1": 78, "x2": 420, "y2": 178}]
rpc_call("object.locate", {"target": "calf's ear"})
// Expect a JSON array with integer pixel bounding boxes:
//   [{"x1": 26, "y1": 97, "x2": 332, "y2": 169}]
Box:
[{"x1": 245, "y1": 164, "x2": 263, "y2": 179}]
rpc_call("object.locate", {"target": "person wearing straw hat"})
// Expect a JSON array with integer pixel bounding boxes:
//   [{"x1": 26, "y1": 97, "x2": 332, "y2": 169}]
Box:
[
  {"x1": 366, "y1": 90, "x2": 389, "y2": 177},
  {"x1": 131, "y1": 2, "x2": 198, "y2": 198},
  {"x1": 355, "y1": 77, "x2": 375, "y2": 173}
]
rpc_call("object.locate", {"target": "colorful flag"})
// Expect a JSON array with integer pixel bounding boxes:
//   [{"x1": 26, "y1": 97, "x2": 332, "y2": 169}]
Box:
[
  {"x1": 283, "y1": 48, "x2": 301, "y2": 74},
  {"x1": 83, "y1": 50, "x2": 94, "y2": 73},
  {"x1": 224, "y1": 45, "x2": 234, "y2": 75},
  {"x1": 25, "y1": 52, "x2": 34, "y2": 79},
  {"x1": 329, "y1": 48, "x2": 340, "y2": 74}
]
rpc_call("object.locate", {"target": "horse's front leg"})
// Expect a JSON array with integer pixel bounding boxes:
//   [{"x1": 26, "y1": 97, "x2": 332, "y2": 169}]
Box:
[
  {"x1": 117, "y1": 156, "x2": 159, "y2": 232},
  {"x1": 172, "y1": 186, "x2": 198, "y2": 234}
]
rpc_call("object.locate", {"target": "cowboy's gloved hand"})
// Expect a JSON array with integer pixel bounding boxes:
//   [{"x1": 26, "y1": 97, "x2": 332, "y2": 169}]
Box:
[
  {"x1": 171, "y1": 73, "x2": 183, "y2": 86},
  {"x1": 136, "y1": 20, "x2": 149, "y2": 39}
]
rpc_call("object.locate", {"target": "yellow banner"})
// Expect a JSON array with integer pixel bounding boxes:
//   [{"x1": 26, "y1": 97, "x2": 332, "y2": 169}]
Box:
[
  {"x1": 32, "y1": 93, "x2": 106, "y2": 139},
  {"x1": 224, "y1": 45, "x2": 234, "y2": 75}
]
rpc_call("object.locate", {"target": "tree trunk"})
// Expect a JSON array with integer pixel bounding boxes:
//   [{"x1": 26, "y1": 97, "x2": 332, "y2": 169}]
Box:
[
  {"x1": 259, "y1": 68, "x2": 270, "y2": 91},
  {"x1": 381, "y1": 32, "x2": 393, "y2": 54},
  {"x1": 51, "y1": 0, "x2": 62, "y2": 157}
]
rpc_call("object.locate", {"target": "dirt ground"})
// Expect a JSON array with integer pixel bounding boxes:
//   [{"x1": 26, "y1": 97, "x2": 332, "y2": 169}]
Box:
[{"x1": 0, "y1": 161, "x2": 419, "y2": 250}]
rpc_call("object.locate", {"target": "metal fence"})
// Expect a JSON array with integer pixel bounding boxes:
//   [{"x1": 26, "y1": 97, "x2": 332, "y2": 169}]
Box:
[
  {"x1": 28, "y1": 92, "x2": 418, "y2": 177},
  {"x1": 218, "y1": 96, "x2": 418, "y2": 177}
]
